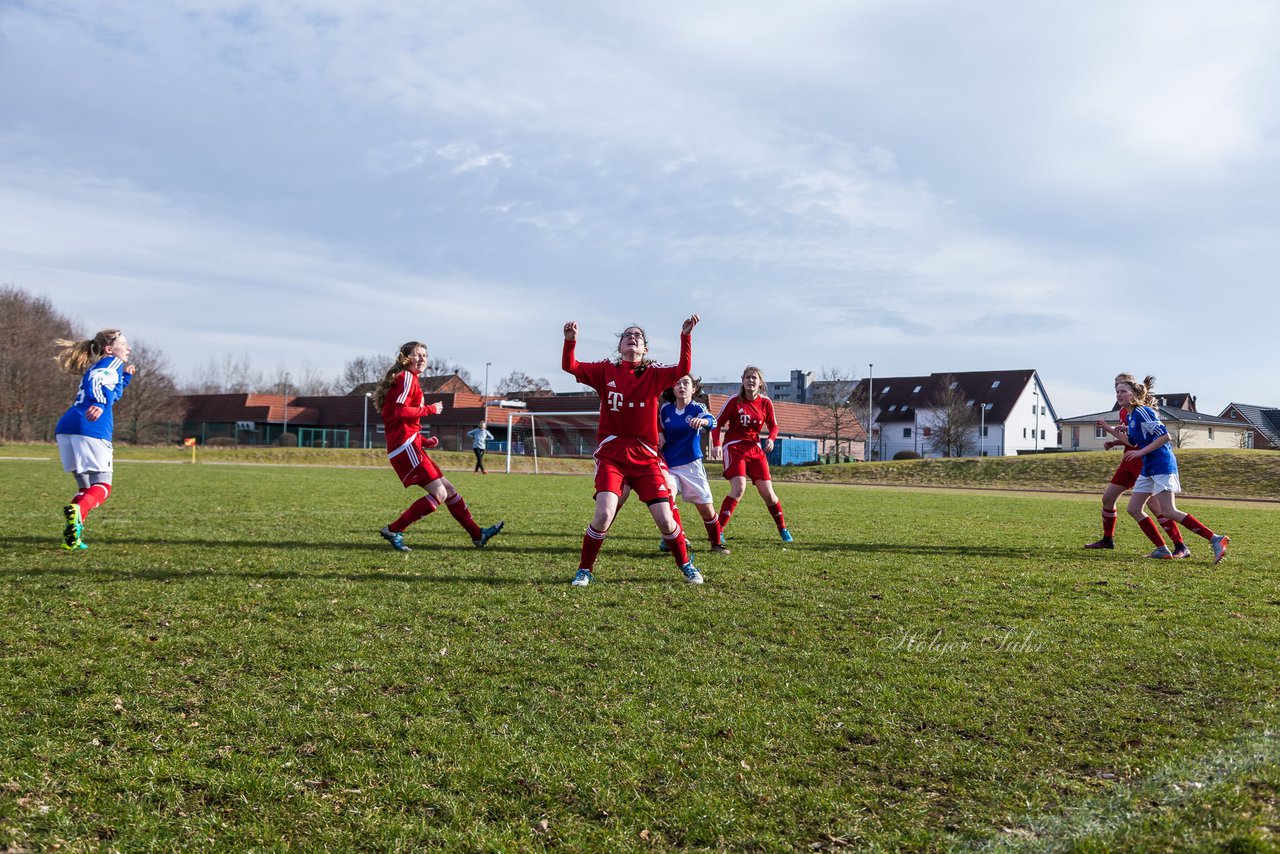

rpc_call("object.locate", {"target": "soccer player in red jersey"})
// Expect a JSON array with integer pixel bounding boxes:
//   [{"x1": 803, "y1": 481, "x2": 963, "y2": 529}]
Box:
[
  {"x1": 373, "y1": 341, "x2": 503, "y2": 553},
  {"x1": 562, "y1": 316, "x2": 704, "y2": 586},
  {"x1": 1086, "y1": 375, "x2": 1188, "y2": 556},
  {"x1": 710, "y1": 366, "x2": 792, "y2": 543}
]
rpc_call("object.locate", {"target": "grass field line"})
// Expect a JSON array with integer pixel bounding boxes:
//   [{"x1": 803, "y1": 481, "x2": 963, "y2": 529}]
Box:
[{"x1": 969, "y1": 727, "x2": 1280, "y2": 851}]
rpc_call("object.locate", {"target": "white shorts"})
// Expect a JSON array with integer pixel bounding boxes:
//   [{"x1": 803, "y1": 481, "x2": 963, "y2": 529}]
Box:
[
  {"x1": 667, "y1": 459, "x2": 714, "y2": 505},
  {"x1": 1134, "y1": 473, "x2": 1181, "y2": 495},
  {"x1": 57, "y1": 434, "x2": 114, "y2": 474}
]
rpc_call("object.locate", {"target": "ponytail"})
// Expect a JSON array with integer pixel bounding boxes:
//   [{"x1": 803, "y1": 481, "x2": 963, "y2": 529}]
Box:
[{"x1": 53, "y1": 329, "x2": 122, "y2": 375}]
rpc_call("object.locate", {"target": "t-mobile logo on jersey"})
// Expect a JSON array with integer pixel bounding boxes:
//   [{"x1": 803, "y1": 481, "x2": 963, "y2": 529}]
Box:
[
  {"x1": 607, "y1": 391, "x2": 625, "y2": 411},
  {"x1": 740, "y1": 413, "x2": 753, "y2": 427}
]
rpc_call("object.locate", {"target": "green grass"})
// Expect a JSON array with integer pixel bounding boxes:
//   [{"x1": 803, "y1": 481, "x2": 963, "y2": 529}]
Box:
[
  {"x1": 1, "y1": 455, "x2": 1278, "y2": 850},
  {"x1": 785, "y1": 448, "x2": 1280, "y2": 501}
]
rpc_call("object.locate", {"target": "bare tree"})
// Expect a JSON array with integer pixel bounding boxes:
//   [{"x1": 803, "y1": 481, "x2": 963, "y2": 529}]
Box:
[
  {"x1": 496, "y1": 370, "x2": 553, "y2": 397},
  {"x1": 114, "y1": 343, "x2": 186, "y2": 445},
  {"x1": 1167, "y1": 420, "x2": 1194, "y2": 449},
  {"x1": 924, "y1": 374, "x2": 977, "y2": 457},
  {"x1": 0, "y1": 285, "x2": 78, "y2": 441},
  {"x1": 425, "y1": 356, "x2": 474, "y2": 386},
  {"x1": 184, "y1": 353, "x2": 262, "y2": 394},
  {"x1": 342, "y1": 353, "x2": 389, "y2": 392},
  {"x1": 809, "y1": 366, "x2": 866, "y2": 461}
]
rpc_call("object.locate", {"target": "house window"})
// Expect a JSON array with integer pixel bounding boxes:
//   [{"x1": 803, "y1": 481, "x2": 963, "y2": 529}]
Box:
[
  {"x1": 922, "y1": 426, "x2": 933, "y2": 438},
  {"x1": 1208, "y1": 427, "x2": 1214, "y2": 440},
  {"x1": 991, "y1": 380, "x2": 1000, "y2": 388},
  {"x1": 1040, "y1": 429, "x2": 1045, "y2": 440},
  {"x1": 984, "y1": 403, "x2": 993, "y2": 410},
  {"x1": 882, "y1": 386, "x2": 890, "y2": 394},
  {"x1": 949, "y1": 381, "x2": 959, "y2": 390},
  {"x1": 1041, "y1": 406, "x2": 1047, "y2": 416},
  {"x1": 1023, "y1": 428, "x2": 1027, "y2": 439},
  {"x1": 903, "y1": 427, "x2": 912, "y2": 438},
  {"x1": 888, "y1": 404, "x2": 897, "y2": 412},
  {"x1": 1095, "y1": 425, "x2": 1106, "y2": 439},
  {"x1": 982, "y1": 426, "x2": 989, "y2": 437},
  {"x1": 913, "y1": 385, "x2": 922, "y2": 393},
  {"x1": 1072, "y1": 426, "x2": 1079, "y2": 446},
  {"x1": 966, "y1": 400, "x2": 974, "y2": 407}
]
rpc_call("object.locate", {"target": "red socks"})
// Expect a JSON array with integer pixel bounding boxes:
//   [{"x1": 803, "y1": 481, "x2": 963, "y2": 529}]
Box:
[
  {"x1": 704, "y1": 518, "x2": 722, "y2": 547},
  {"x1": 445, "y1": 494, "x2": 483, "y2": 540},
  {"x1": 1156, "y1": 515, "x2": 1186, "y2": 545},
  {"x1": 579, "y1": 525, "x2": 607, "y2": 570},
  {"x1": 1137, "y1": 516, "x2": 1166, "y2": 547},
  {"x1": 766, "y1": 500, "x2": 787, "y2": 531},
  {"x1": 1101, "y1": 508, "x2": 1118, "y2": 539},
  {"x1": 72, "y1": 484, "x2": 111, "y2": 518},
  {"x1": 1178, "y1": 514, "x2": 1215, "y2": 540},
  {"x1": 390, "y1": 493, "x2": 440, "y2": 532},
  {"x1": 717, "y1": 497, "x2": 739, "y2": 532}
]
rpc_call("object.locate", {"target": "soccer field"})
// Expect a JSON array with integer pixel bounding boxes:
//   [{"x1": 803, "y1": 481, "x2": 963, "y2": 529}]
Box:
[{"x1": 2, "y1": 458, "x2": 1278, "y2": 850}]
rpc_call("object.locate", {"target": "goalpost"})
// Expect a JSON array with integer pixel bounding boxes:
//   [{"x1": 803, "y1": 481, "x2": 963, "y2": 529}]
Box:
[{"x1": 503, "y1": 410, "x2": 599, "y2": 474}]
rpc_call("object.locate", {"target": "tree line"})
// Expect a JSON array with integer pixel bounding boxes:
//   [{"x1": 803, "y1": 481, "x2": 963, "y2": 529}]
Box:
[{"x1": 0, "y1": 286, "x2": 554, "y2": 444}]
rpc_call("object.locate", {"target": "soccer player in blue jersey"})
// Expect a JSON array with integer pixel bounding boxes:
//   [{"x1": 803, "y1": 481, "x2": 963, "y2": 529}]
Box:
[
  {"x1": 658, "y1": 374, "x2": 729, "y2": 554},
  {"x1": 53, "y1": 329, "x2": 135, "y2": 550},
  {"x1": 1115, "y1": 373, "x2": 1230, "y2": 563}
]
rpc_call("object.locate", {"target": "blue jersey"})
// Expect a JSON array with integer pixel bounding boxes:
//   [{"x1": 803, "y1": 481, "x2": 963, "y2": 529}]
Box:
[
  {"x1": 659, "y1": 401, "x2": 716, "y2": 467},
  {"x1": 55, "y1": 356, "x2": 132, "y2": 442},
  {"x1": 1126, "y1": 405, "x2": 1177, "y2": 477}
]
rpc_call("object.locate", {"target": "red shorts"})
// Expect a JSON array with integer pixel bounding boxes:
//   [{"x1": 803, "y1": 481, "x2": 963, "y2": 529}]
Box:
[
  {"x1": 1109, "y1": 454, "x2": 1143, "y2": 489},
  {"x1": 594, "y1": 440, "x2": 671, "y2": 504},
  {"x1": 722, "y1": 440, "x2": 771, "y2": 483},
  {"x1": 389, "y1": 437, "x2": 443, "y2": 488}
]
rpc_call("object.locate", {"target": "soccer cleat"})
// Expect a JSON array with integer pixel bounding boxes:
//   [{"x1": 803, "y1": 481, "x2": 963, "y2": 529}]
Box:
[
  {"x1": 680, "y1": 562, "x2": 704, "y2": 584},
  {"x1": 62, "y1": 503, "x2": 83, "y2": 549},
  {"x1": 380, "y1": 526, "x2": 411, "y2": 552},
  {"x1": 1210, "y1": 534, "x2": 1230, "y2": 565},
  {"x1": 658, "y1": 538, "x2": 670, "y2": 552},
  {"x1": 711, "y1": 543, "x2": 731, "y2": 555},
  {"x1": 1147, "y1": 545, "x2": 1173, "y2": 559},
  {"x1": 473, "y1": 520, "x2": 505, "y2": 548},
  {"x1": 571, "y1": 569, "x2": 593, "y2": 587},
  {"x1": 1171, "y1": 543, "x2": 1192, "y2": 559},
  {"x1": 779, "y1": 528, "x2": 794, "y2": 543},
  {"x1": 1083, "y1": 538, "x2": 1115, "y2": 550}
]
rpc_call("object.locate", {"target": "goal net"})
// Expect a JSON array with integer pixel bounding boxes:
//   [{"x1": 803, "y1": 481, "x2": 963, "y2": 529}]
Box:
[{"x1": 502, "y1": 410, "x2": 600, "y2": 473}]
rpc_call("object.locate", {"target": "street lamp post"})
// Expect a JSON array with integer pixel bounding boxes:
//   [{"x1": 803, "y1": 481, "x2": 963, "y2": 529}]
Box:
[
  {"x1": 980, "y1": 403, "x2": 985, "y2": 458},
  {"x1": 363, "y1": 392, "x2": 372, "y2": 449},
  {"x1": 867, "y1": 362, "x2": 874, "y2": 461},
  {"x1": 484, "y1": 362, "x2": 492, "y2": 402},
  {"x1": 282, "y1": 372, "x2": 290, "y2": 445}
]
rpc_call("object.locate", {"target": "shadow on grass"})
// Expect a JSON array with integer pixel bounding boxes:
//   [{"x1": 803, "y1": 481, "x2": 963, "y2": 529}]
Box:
[{"x1": 1, "y1": 534, "x2": 1053, "y2": 560}]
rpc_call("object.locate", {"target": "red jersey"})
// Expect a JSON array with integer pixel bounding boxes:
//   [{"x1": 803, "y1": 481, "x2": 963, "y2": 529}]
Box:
[
  {"x1": 562, "y1": 335, "x2": 692, "y2": 452},
  {"x1": 713, "y1": 394, "x2": 778, "y2": 449},
  {"x1": 381, "y1": 371, "x2": 442, "y2": 453}
]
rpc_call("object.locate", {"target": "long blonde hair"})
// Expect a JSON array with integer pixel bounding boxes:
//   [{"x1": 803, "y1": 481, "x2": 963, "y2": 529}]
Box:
[
  {"x1": 373, "y1": 341, "x2": 426, "y2": 409},
  {"x1": 1115, "y1": 372, "x2": 1156, "y2": 408},
  {"x1": 53, "y1": 329, "x2": 122, "y2": 375}
]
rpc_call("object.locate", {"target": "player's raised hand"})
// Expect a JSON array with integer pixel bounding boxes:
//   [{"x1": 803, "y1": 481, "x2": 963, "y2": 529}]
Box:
[
  {"x1": 681, "y1": 314, "x2": 700, "y2": 335},
  {"x1": 563, "y1": 321, "x2": 578, "y2": 341}
]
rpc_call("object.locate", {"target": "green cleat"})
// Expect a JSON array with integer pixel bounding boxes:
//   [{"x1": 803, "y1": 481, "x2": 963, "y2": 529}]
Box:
[
  {"x1": 473, "y1": 520, "x2": 505, "y2": 548},
  {"x1": 62, "y1": 503, "x2": 84, "y2": 549}
]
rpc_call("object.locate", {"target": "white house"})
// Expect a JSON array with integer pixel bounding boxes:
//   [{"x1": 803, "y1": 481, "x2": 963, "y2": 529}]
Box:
[{"x1": 859, "y1": 370, "x2": 1058, "y2": 460}]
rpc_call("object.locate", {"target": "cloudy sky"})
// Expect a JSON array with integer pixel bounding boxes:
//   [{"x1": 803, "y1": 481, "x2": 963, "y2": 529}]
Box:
[{"x1": 3, "y1": 1, "x2": 1277, "y2": 417}]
